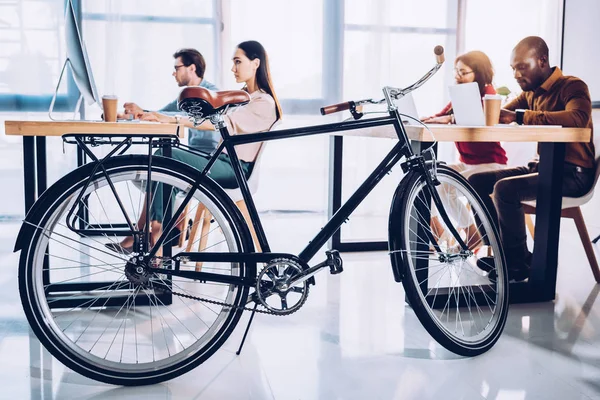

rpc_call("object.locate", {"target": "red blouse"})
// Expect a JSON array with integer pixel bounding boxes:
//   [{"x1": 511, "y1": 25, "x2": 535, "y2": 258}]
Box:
[{"x1": 435, "y1": 84, "x2": 507, "y2": 165}]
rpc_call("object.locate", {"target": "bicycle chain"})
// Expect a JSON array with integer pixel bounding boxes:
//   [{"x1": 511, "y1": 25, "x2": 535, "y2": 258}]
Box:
[{"x1": 164, "y1": 287, "x2": 280, "y2": 315}]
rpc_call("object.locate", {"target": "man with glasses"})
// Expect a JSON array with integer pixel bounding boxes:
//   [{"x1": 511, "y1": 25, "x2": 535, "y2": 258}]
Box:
[{"x1": 123, "y1": 48, "x2": 219, "y2": 154}]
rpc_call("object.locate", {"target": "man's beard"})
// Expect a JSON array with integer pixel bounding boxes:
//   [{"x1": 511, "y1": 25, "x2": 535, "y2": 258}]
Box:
[{"x1": 178, "y1": 77, "x2": 190, "y2": 87}]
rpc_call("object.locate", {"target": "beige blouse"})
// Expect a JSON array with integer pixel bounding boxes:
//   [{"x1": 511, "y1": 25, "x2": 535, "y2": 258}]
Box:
[{"x1": 223, "y1": 90, "x2": 277, "y2": 162}]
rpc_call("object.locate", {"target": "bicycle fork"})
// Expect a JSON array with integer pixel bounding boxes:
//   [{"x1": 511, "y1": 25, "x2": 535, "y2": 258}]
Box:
[{"x1": 402, "y1": 155, "x2": 470, "y2": 257}]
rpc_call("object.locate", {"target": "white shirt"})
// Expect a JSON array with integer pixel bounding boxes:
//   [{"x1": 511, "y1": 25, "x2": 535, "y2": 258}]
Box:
[{"x1": 223, "y1": 90, "x2": 277, "y2": 162}]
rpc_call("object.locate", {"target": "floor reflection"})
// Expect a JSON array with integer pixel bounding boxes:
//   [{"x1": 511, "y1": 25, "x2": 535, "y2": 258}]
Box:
[{"x1": 3, "y1": 218, "x2": 600, "y2": 399}]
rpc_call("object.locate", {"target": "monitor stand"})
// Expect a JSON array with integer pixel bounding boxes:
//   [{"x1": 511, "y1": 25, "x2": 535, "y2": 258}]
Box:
[{"x1": 48, "y1": 58, "x2": 84, "y2": 121}]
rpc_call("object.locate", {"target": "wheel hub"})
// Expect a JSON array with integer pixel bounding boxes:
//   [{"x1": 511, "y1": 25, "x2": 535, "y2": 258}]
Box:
[{"x1": 124, "y1": 256, "x2": 152, "y2": 287}]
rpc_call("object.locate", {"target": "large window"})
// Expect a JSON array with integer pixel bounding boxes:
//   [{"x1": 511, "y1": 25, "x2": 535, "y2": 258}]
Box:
[
  {"x1": 463, "y1": 0, "x2": 562, "y2": 167},
  {"x1": 0, "y1": 0, "x2": 565, "y2": 223},
  {"x1": 340, "y1": 0, "x2": 459, "y2": 243},
  {"x1": 82, "y1": 0, "x2": 220, "y2": 117},
  {"x1": 0, "y1": 0, "x2": 78, "y2": 111},
  {"x1": 463, "y1": 0, "x2": 563, "y2": 96}
]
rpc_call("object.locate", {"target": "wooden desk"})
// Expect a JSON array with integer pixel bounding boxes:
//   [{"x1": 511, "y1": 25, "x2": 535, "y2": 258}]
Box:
[
  {"x1": 4, "y1": 120, "x2": 184, "y2": 137},
  {"x1": 328, "y1": 124, "x2": 592, "y2": 304},
  {"x1": 335, "y1": 123, "x2": 590, "y2": 142},
  {"x1": 5, "y1": 120, "x2": 183, "y2": 212},
  {"x1": 5, "y1": 120, "x2": 184, "y2": 309}
]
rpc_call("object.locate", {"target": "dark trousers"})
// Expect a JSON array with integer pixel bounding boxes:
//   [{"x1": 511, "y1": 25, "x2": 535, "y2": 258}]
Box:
[{"x1": 468, "y1": 162, "x2": 594, "y2": 269}]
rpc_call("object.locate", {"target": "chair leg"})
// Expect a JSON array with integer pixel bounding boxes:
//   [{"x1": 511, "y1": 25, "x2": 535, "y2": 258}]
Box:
[
  {"x1": 195, "y1": 210, "x2": 212, "y2": 271},
  {"x1": 176, "y1": 204, "x2": 189, "y2": 248},
  {"x1": 236, "y1": 200, "x2": 261, "y2": 252},
  {"x1": 186, "y1": 203, "x2": 205, "y2": 252},
  {"x1": 571, "y1": 207, "x2": 600, "y2": 283},
  {"x1": 525, "y1": 214, "x2": 535, "y2": 240}
]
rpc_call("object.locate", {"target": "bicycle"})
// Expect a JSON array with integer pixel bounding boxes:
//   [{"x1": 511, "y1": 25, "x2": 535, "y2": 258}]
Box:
[{"x1": 15, "y1": 46, "x2": 508, "y2": 386}]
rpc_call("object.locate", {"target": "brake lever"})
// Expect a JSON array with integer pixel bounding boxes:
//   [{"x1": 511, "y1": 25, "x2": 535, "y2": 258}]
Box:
[{"x1": 349, "y1": 102, "x2": 364, "y2": 120}]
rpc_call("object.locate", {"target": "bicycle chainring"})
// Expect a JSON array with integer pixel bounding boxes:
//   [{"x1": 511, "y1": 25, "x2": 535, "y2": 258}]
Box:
[{"x1": 255, "y1": 258, "x2": 309, "y2": 315}]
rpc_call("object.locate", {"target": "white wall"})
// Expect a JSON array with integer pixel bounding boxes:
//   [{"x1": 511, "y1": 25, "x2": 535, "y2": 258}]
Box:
[{"x1": 562, "y1": 0, "x2": 600, "y2": 104}]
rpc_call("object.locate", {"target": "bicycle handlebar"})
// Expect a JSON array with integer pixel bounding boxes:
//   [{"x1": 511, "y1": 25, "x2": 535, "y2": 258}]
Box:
[
  {"x1": 320, "y1": 101, "x2": 352, "y2": 116},
  {"x1": 320, "y1": 45, "x2": 445, "y2": 116}
]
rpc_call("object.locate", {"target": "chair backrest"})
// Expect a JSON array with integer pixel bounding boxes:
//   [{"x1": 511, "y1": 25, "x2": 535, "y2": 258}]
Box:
[
  {"x1": 224, "y1": 119, "x2": 282, "y2": 201},
  {"x1": 587, "y1": 131, "x2": 600, "y2": 193}
]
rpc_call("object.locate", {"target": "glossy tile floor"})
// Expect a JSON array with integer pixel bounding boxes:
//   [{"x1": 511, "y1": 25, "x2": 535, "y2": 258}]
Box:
[{"x1": 3, "y1": 209, "x2": 600, "y2": 400}]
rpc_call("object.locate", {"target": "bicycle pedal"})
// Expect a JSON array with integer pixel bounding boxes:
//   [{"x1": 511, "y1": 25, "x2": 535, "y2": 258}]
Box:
[{"x1": 326, "y1": 250, "x2": 344, "y2": 274}]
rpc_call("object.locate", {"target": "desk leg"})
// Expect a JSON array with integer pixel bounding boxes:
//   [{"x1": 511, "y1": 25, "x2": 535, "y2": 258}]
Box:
[
  {"x1": 531, "y1": 142, "x2": 565, "y2": 300},
  {"x1": 509, "y1": 142, "x2": 565, "y2": 303},
  {"x1": 163, "y1": 143, "x2": 173, "y2": 261},
  {"x1": 329, "y1": 136, "x2": 344, "y2": 250},
  {"x1": 328, "y1": 136, "x2": 390, "y2": 252},
  {"x1": 76, "y1": 146, "x2": 89, "y2": 230},
  {"x1": 161, "y1": 143, "x2": 173, "y2": 305},
  {"x1": 23, "y1": 136, "x2": 36, "y2": 214},
  {"x1": 35, "y1": 137, "x2": 47, "y2": 196},
  {"x1": 35, "y1": 137, "x2": 51, "y2": 287}
]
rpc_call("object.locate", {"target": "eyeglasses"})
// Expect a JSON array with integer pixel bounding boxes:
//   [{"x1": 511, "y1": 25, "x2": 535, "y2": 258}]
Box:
[
  {"x1": 174, "y1": 64, "x2": 187, "y2": 72},
  {"x1": 454, "y1": 68, "x2": 474, "y2": 77}
]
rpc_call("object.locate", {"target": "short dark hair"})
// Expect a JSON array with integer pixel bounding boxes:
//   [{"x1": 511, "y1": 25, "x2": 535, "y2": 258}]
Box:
[
  {"x1": 515, "y1": 36, "x2": 549, "y2": 60},
  {"x1": 173, "y1": 48, "x2": 206, "y2": 79}
]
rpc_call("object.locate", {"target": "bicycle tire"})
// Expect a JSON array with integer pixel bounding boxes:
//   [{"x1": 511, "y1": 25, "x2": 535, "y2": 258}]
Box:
[
  {"x1": 18, "y1": 155, "x2": 256, "y2": 385},
  {"x1": 389, "y1": 165, "x2": 509, "y2": 356}
]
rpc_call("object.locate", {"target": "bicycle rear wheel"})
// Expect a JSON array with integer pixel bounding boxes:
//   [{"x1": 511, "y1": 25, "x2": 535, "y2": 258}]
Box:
[
  {"x1": 390, "y1": 165, "x2": 508, "y2": 356},
  {"x1": 18, "y1": 155, "x2": 255, "y2": 385}
]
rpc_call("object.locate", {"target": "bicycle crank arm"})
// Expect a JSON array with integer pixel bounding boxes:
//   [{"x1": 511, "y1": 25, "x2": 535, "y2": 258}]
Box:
[
  {"x1": 287, "y1": 250, "x2": 344, "y2": 287},
  {"x1": 286, "y1": 260, "x2": 329, "y2": 287}
]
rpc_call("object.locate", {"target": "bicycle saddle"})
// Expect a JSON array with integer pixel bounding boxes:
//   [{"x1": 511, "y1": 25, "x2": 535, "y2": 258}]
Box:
[{"x1": 178, "y1": 87, "x2": 251, "y2": 120}]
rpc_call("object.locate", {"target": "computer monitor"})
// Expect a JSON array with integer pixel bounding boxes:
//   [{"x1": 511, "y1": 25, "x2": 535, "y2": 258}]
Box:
[{"x1": 49, "y1": 0, "x2": 100, "y2": 119}]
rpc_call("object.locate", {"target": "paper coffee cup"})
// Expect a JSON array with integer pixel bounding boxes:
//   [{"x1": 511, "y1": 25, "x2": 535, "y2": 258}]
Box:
[
  {"x1": 102, "y1": 95, "x2": 118, "y2": 122},
  {"x1": 483, "y1": 94, "x2": 502, "y2": 126}
]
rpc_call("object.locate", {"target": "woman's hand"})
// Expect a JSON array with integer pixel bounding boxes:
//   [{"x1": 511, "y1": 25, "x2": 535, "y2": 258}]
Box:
[
  {"x1": 421, "y1": 115, "x2": 453, "y2": 124},
  {"x1": 139, "y1": 112, "x2": 173, "y2": 123}
]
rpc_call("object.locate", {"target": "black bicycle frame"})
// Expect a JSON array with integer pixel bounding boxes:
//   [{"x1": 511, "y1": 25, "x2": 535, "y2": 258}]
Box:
[
  {"x1": 60, "y1": 106, "x2": 465, "y2": 289},
  {"x1": 147, "y1": 106, "x2": 466, "y2": 272}
]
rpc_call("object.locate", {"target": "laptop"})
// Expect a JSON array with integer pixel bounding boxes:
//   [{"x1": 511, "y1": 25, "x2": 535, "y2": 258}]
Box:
[
  {"x1": 394, "y1": 93, "x2": 420, "y2": 124},
  {"x1": 448, "y1": 82, "x2": 485, "y2": 126}
]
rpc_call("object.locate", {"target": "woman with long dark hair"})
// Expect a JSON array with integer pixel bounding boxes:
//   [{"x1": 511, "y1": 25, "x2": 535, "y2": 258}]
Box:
[{"x1": 106, "y1": 40, "x2": 281, "y2": 254}]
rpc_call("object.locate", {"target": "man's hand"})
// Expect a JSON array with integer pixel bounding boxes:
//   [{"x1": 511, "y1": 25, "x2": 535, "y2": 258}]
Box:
[
  {"x1": 139, "y1": 112, "x2": 173, "y2": 123},
  {"x1": 116, "y1": 112, "x2": 136, "y2": 120},
  {"x1": 499, "y1": 109, "x2": 516, "y2": 124},
  {"x1": 123, "y1": 102, "x2": 144, "y2": 117}
]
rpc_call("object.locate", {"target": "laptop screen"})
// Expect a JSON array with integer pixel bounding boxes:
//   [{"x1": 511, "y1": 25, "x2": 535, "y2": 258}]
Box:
[
  {"x1": 448, "y1": 82, "x2": 485, "y2": 126},
  {"x1": 394, "y1": 93, "x2": 419, "y2": 124}
]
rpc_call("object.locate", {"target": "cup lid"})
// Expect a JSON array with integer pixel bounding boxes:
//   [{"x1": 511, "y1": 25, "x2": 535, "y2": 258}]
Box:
[{"x1": 483, "y1": 94, "x2": 502, "y2": 100}]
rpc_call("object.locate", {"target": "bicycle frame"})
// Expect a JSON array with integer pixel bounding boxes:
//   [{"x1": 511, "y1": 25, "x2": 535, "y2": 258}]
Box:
[
  {"x1": 143, "y1": 104, "x2": 467, "y2": 283},
  {"x1": 59, "y1": 47, "x2": 465, "y2": 288}
]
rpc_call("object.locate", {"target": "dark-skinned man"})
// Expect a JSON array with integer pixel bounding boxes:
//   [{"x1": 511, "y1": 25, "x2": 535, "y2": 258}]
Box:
[{"x1": 468, "y1": 36, "x2": 595, "y2": 282}]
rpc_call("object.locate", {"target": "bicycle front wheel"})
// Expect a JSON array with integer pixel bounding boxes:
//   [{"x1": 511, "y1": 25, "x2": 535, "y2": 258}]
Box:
[
  {"x1": 18, "y1": 155, "x2": 255, "y2": 385},
  {"x1": 390, "y1": 165, "x2": 508, "y2": 356}
]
